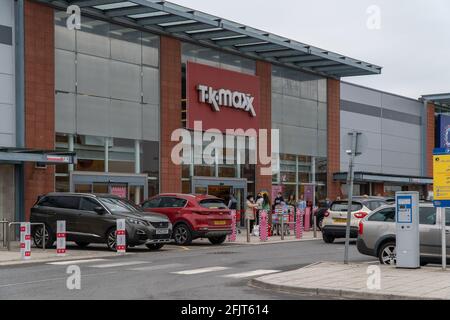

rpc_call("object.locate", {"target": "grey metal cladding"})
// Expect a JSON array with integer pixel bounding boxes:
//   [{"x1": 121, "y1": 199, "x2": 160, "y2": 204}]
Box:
[
  {"x1": 0, "y1": 25, "x2": 12, "y2": 46},
  {"x1": 381, "y1": 108, "x2": 421, "y2": 126},
  {"x1": 341, "y1": 100, "x2": 381, "y2": 117},
  {"x1": 341, "y1": 99, "x2": 421, "y2": 125}
]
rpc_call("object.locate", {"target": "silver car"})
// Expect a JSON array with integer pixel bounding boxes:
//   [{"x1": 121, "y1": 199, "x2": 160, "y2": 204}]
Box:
[{"x1": 357, "y1": 203, "x2": 450, "y2": 265}]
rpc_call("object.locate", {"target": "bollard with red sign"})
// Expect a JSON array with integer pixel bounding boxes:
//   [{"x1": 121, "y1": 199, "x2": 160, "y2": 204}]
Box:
[
  {"x1": 304, "y1": 207, "x2": 312, "y2": 232},
  {"x1": 56, "y1": 220, "x2": 66, "y2": 256},
  {"x1": 295, "y1": 209, "x2": 304, "y2": 239},
  {"x1": 116, "y1": 219, "x2": 126, "y2": 254},
  {"x1": 259, "y1": 210, "x2": 269, "y2": 242},
  {"x1": 289, "y1": 206, "x2": 295, "y2": 232},
  {"x1": 228, "y1": 210, "x2": 237, "y2": 242},
  {"x1": 20, "y1": 222, "x2": 31, "y2": 260}
]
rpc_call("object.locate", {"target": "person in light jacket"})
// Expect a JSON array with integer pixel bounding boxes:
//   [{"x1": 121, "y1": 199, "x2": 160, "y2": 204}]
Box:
[{"x1": 245, "y1": 195, "x2": 258, "y2": 234}]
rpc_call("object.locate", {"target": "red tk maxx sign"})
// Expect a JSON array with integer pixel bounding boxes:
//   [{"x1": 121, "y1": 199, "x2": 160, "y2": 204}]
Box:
[{"x1": 186, "y1": 61, "x2": 260, "y2": 132}]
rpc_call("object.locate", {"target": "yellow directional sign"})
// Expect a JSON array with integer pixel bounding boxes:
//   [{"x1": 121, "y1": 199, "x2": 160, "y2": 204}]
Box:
[{"x1": 434, "y1": 155, "x2": 450, "y2": 200}]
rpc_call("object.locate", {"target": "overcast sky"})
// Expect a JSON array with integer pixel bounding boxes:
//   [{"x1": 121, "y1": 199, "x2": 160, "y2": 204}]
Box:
[{"x1": 169, "y1": 0, "x2": 450, "y2": 100}]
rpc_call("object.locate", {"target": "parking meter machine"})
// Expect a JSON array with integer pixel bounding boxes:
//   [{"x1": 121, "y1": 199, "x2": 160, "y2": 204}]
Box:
[{"x1": 395, "y1": 192, "x2": 420, "y2": 269}]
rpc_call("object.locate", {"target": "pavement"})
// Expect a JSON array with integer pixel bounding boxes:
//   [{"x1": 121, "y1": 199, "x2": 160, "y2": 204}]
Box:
[
  {"x1": 0, "y1": 238, "x2": 373, "y2": 300},
  {"x1": 251, "y1": 261, "x2": 450, "y2": 300}
]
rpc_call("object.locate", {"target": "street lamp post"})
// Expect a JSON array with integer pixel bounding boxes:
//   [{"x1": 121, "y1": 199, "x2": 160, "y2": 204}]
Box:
[{"x1": 344, "y1": 131, "x2": 362, "y2": 265}]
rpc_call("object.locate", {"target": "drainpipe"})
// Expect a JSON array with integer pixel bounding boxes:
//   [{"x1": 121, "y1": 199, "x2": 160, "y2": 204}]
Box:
[
  {"x1": 15, "y1": 0, "x2": 25, "y2": 223},
  {"x1": 421, "y1": 100, "x2": 428, "y2": 177},
  {"x1": 15, "y1": 0, "x2": 24, "y2": 149}
]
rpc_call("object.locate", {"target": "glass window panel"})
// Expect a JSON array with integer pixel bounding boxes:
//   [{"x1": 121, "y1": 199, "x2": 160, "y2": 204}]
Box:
[
  {"x1": 142, "y1": 104, "x2": 159, "y2": 141},
  {"x1": 55, "y1": 22, "x2": 75, "y2": 51},
  {"x1": 141, "y1": 141, "x2": 159, "y2": 179},
  {"x1": 142, "y1": 33, "x2": 160, "y2": 67},
  {"x1": 55, "y1": 176, "x2": 69, "y2": 192},
  {"x1": 110, "y1": 60, "x2": 141, "y2": 101},
  {"x1": 109, "y1": 100, "x2": 141, "y2": 139},
  {"x1": 142, "y1": 67, "x2": 160, "y2": 105},
  {"x1": 77, "y1": 54, "x2": 110, "y2": 97},
  {"x1": 55, "y1": 92, "x2": 76, "y2": 134},
  {"x1": 55, "y1": 49, "x2": 76, "y2": 92},
  {"x1": 110, "y1": 34, "x2": 142, "y2": 65},
  {"x1": 76, "y1": 18, "x2": 110, "y2": 57},
  {"x1": 76, "y1": 95, "x2": 110, "y2": 137},
  {"x1": 194, "y1": 165, "x2": 215, "y2": 177}
]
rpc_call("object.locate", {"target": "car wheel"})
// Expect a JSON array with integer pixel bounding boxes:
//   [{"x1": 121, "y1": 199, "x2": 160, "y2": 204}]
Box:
[
  {"x1": 75, "y1": 242, "x2": 90, "y2": 248},
  {"x1": 378, "y1": 241, "x2": 396, "y2": 265},
  {"x1": 208, "y1": 235, "x2": 227, "y2": 245},
  {"x1": 105, "y1": 228, "x2": 127, "y2": 251},
  {"x1": 33, "y1": 224, "x2": 55, "y2": 248},
  {"x1": 322, "y1": 232, "x2": 335, "y2": 244},
  {"x1": 173, "y1": 224, "x2": 193, "y2": 245},
  {"x1": 146, "y1": 243, "x2": 164, "y2": 251}
]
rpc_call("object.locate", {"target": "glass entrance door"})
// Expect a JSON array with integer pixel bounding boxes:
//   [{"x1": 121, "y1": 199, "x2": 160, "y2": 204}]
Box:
[
  {"x1": 0, "y1": 165, "x2": 15, "y2": 241},
  {"x1": 192, "y1": 177, "x2": 247, "y2": 226}
]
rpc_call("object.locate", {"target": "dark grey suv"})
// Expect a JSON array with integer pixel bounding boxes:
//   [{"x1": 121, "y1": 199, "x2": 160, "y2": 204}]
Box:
[{"x1": 30, "y1": 193, "x2": 172, "y2": 251}]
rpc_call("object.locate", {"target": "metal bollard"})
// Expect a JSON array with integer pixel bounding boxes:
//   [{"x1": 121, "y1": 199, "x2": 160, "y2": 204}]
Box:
[
  {"x1": 280, "y1": 212, "x2": 284, "y2": 241},
  {"x1": 246, "y1": 218, "x2": 250, "y2": 243}
]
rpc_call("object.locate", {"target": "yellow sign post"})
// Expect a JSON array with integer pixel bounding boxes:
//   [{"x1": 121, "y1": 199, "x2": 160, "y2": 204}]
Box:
[{"x1": 433, "y1": 155, "x2": 450, "y2": 201}]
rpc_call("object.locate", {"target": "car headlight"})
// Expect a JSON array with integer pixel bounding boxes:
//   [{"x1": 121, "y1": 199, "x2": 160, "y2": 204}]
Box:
[{"x1": 127, "y1": 218, "x2": 147, "y2": 226}]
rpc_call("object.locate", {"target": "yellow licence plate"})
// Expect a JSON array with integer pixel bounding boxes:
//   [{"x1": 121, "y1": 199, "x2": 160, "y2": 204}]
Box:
[
  {"x1": 333, "y1": 218, "x2": 347, "y2": 223},
  {"x1": 214, "y1": 220, "x2": 226, "y2": 226}
]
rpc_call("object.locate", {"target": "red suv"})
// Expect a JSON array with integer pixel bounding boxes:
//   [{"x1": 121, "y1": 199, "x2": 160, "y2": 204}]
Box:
[{"x1": 141, "y1": 194, "x2": 232, "y2": 245}]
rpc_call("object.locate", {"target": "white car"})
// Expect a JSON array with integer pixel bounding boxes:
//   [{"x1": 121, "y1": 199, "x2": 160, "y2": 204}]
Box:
[{"x1": 321, "y1": 197, "x2": 387, "y2": 243}]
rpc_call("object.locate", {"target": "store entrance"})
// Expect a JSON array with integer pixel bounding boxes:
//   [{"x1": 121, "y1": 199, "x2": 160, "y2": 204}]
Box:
[
  {"x1": 0, "y1": 164, "x2": 15, "y2": 241},
  {"x1": 208, "y1": 185, "x2": 232, "y2": 203},
  {"x1": 70, "y1": 171, "x2": 148, "y2": 204},
  {"x1": 192, "y1": 177, "x2": 247, "y2": 226}
]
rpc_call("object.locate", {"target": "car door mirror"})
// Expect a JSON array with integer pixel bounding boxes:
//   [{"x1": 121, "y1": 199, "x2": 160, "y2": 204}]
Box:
[{"x1": 94, "y1": 206, "x2": 106, "y2": 215}]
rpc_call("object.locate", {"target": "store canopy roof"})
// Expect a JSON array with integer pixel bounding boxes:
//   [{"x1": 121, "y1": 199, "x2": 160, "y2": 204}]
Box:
[
  {"x1": 0, "y1": 148, "x2": 76, "y2": 164},
  {"x1": 41, "y1": 0, "x2": 382, "y2": 78},
  {"x1": 334, "y1": 172, "x2": 432, "y2": 185},
  {"x1": 422, "y1": 93, "x2": 450, "y2": 108}
]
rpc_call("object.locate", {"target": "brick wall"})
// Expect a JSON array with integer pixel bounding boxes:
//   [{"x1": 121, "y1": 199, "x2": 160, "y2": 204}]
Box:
[
  {"x1": 327, "y1": 78, "x2": 341, "y2": 200},
  {"x1": 160, "y1": 36, "x2": 182, "y2": 193},
  {"x1": 255, "y1": 61, "x2": 272, "y2": 196},
  {"x1": 24, "y1": 1, "x2": 55, "y2": 220}
]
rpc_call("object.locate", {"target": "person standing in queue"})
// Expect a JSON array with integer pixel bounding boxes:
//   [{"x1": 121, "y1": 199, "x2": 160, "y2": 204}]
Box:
[
  {"x1": 255, "y1": 192, "x2": 263, "y2": 225},
  {"x1": 261, "y1": 193, "x2": 272, "y2": 236},
  {"x1": 245, "y1": 195, "x2": 258, "y2": 236}
]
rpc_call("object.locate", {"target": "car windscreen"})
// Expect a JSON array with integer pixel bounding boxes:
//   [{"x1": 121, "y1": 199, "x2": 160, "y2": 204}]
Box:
[
  {"x1": 330, "y1": 201, "x2": 362, "y2": 212},
  {"x1": 99, "y1": 197, "x2": 141, "y2": 214},
  {"x1": 363, "y1": 200, "x2": 387, "y2": 211},
  {"x1": 199, "y1": 199, "x2": 228, "y2": 209}
]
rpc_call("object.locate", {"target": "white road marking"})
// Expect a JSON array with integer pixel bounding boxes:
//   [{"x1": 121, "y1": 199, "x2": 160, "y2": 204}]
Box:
[
  {"x1": 0, "y1": 272, "x2": 117, "y2": 288},
  {"x1": 89, "y1": 261, "x2": 149, "y2": 268},
  {"x1": 129, "y1": 263, "x2": 186, "y2": 271},
  {"x1": 172, "y1": 266, "x2": 230, "y2": 275},
  {"x1": 47, "y1": 259, "x2": 107, "y2": 266},
  {"x1": 222, "y1": 270, "x2": 281, "y2": 279}
]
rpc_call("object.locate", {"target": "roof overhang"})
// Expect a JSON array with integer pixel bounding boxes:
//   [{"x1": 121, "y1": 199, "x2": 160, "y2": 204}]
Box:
[
  {"x1": 0, "y1": 148, "x2": 77, "y2": 164},
  {"x1": 334, "y1": 172, "x2": 432, "y2": 185},
  {"x1": 421, "y1": 93, "x2": 450, "y2": 109},
  {"x1": 39, "y1": 0, "x2": 382, "y2": 78}
]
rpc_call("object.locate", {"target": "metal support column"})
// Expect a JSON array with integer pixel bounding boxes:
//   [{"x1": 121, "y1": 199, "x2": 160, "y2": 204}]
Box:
[
  {"x1": 68, "y1": 134, "x2": 75, "y2": 172},
  {"x1": 104, "y1": 138, "x2": 109, "y2": 173},
  {"x1": 134, "y1": 140, "x2": 141, "y2": 204},
  {"x1": 312, "y1": 157, "x2": 317, "y2": 238}
]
